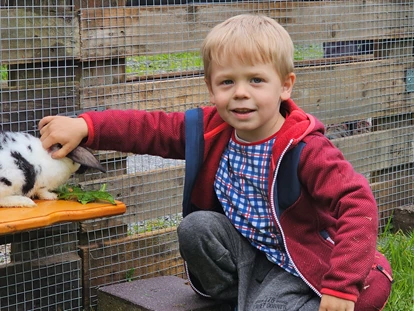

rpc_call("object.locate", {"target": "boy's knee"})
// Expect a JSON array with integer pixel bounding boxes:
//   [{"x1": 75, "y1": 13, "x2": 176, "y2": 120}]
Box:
[{"x1": 178, "y1": 211, "x2": 222, "y2": 234}]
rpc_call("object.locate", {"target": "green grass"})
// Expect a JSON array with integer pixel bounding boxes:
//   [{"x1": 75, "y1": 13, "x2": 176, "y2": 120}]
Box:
[
  {"x1": 0, "y1": 45, "x2": 323, "y2": 81},
  {"x1": 377, "y1": 223, "x2": 414, "y2": 311},
  {"x1": 294, "y1": 44, "x2": 324, "y2": 61},
  {"x1": 127, "y1": 214, "x2": 183, "y2": 235},
  {"x1": 126, "y1": 51, "x2": 203, "y2": 76},
  {"x1": 126, "y1": 44, "x2": 324, "y2": 76},
  {"x1": 1, "y1": 65, "x2": 7, "y2": 81}
]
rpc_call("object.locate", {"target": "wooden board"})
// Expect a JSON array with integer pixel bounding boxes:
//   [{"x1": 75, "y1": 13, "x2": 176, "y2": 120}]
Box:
[
  {"x1": 0, "y1": 8, "x2": 80, "y2": 65},
  {"x1": 332, "y1": 126, "x2": 414, "y2": 175},
  {"x1": 80, "y1": 58, "x2": 414, "y2": 126},
  {"x1": 0, "y1": 199, "x2": 126, "y2": 235},
  {"x1": 1, "y1": 83, "x2": 79, "y2": 133},
  {"x1": 80, "y1": 165, "x2": 185, "y2": 223},
  {"x1": 79, "y1": 1, "x2": 414, "y2": 60},
  {"x1": 79, "y1": 227, "x2": 184, "y2": 307}
]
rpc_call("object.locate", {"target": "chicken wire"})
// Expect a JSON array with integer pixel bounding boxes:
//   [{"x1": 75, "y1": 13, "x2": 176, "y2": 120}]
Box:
[{"x1": 1, "y1": 0, "x2": 413, "y2": 310}]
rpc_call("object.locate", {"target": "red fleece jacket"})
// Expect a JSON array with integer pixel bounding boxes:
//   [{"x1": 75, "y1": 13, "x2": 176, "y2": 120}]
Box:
[{"x1": 80, "y1": 99, "x2": 392, "y2": 310}]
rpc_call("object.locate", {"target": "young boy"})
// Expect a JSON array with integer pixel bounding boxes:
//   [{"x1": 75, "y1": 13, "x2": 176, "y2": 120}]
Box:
[{"x1": 39, "y1": 14, "x2": 392, "y2": 311}]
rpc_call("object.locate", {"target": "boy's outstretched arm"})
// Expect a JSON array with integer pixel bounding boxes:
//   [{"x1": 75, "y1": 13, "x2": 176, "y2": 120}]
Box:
[
  {"x1": 39, "y1": 116, "x2": 89, "y2": 159},
  {"x1": 319, "y1": 294, "x2": 355, "y2": 311}
]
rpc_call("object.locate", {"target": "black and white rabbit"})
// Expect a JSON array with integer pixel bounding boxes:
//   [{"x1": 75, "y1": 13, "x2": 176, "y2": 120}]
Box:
[{"x1": 0, "y1": 131, "x2": 105, "y2": 207}]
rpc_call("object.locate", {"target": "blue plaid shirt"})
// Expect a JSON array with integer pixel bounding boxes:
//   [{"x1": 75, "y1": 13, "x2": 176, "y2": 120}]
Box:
[{"x1": 214, "y1": 133, "x2": 298, "y2": 276}]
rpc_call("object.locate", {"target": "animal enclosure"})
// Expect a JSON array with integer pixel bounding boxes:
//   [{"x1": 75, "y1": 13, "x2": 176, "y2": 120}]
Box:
[{"x1": 1, "y1": 0, "x2": 414, "y2": 310}]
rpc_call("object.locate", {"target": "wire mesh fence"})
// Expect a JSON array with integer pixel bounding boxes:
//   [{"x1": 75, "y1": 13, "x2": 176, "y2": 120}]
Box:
[{"x1": 1, "y1": 0, "x2": 413, "y2": 310}]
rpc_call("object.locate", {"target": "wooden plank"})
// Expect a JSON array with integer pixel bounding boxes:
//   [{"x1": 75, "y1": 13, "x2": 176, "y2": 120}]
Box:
[
  {"x1": 8, "y1": 60, "x2": 77, "y2": 87},
  {"x1": 332, "y1": 126, "x2": 414, "y2": 174},
  {"x1": 0, "y1": 8, "x2": 80, "y2": 65},
  {"x1": 79, "y1": 227, "x2": 184, "y2": 308},
  {"x1": 4, "y1": 0, "x2": 70, "y2": 10},
  {"x1": 0, "y1": 83, "x2": 79, "y2": 134},
  {"x1": 294, "y1": 58, "x2": 414, "y2": 124},
  {"x1": 0, "y1": 255, "x2": 82, "y2": 310},
  {"x1": 73, "y1": 0, "x2": 126, "y2": 10},
  {"x1": 371, "y1": 174, "x2": 414, "y2": 226},
  {"x1": 79, "y1": 165, "x2": 185, "y2": 223},
  {"x1": 80, "y1": 75, "x2": 206, "y2": 112},
  {"x1": 79, "y1": 1, "x2": 414, "y2": 59},
  {"x1": 80, "y1": 58, "x2": 414, "y2": 125}
]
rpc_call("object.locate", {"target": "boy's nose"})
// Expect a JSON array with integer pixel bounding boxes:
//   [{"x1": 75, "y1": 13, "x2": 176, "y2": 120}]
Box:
[{"x1": 233, "y1": 83, "x2": 250, "y2": 99}]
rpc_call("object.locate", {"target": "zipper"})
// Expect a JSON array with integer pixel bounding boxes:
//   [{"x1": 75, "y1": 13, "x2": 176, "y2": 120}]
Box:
[
  {"x1": 373, "y1": 264, "x2": 394, "y2": 283},
  {"x1": 270, "y1": 139, "x2": 322, "y2": 297}
]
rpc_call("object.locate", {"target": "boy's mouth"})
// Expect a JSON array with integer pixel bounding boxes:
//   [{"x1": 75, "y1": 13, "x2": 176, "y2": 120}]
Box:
[{"x1": 232, "y1": 108, "x2": 254, "y2": 114}]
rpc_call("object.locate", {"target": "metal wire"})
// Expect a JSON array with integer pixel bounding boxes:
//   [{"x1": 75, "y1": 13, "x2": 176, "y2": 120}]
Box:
[{"x1": 1, "y1": 0, "x2": 413, "y2": 310}]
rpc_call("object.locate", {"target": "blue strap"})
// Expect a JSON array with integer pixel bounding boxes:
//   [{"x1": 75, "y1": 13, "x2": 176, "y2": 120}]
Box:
[{"x1": 182, "y1": 108, "x2": 205, "y2": 217}]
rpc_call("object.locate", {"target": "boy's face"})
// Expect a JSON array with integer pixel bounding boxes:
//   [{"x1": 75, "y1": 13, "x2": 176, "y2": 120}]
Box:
[{"x1": 206, "y1": 61, "x2": 295, "y2": 142}]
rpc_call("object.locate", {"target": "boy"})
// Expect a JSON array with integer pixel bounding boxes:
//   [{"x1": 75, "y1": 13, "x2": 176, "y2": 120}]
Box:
[{"x1": 39, "y1": 14, "x2": 392, "y2": 311}]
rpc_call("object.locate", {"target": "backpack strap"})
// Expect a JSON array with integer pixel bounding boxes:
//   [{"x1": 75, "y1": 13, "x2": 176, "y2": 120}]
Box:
[
  {"x1": 182, "y1": 108, "x2": 205, "y2": 217},
  {"x1": 182, "y1": 107, "x2": 305, "y2": 219},
  {"x1": 274, "y1": 141, "x2": 306, "y2": 217}
]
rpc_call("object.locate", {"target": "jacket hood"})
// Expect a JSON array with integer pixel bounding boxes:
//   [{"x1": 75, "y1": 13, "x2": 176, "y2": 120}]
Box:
[{"x1": 271, "y1": 98, "x2": 325, "y2": 158}]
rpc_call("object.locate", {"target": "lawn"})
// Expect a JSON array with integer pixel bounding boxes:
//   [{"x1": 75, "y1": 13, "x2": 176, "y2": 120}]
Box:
[
  {"x1": 126, "y1": 44, "x2": 323, "y2": 76},
  {"x1": 377, "y1": 224, "x2": 414, "y2": 311}
]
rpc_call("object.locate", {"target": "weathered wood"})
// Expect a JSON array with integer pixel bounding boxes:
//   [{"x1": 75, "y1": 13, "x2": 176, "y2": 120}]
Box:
[
  {"x1": 76, "y1": 58, "x2": 126, "y2": 87},
  {"x1": 375, "y1": 38, "x2": 414, "y2": 58},
  {"x1": 0, "y1": 8, "x2": 80, "y2": 65},
  {"x1": 371, "y1": 175, "x2": 414, "y2": 227},
  {"x1": 9, "y1": 225, "x2": 78, "y2": 262},
  {"x1": 332, "y1": 126, "x2": 414, "y2": 175},
  {"x1": 0, "y1": 255, "x2": 82, "y2": 310},
  {"x1": 79, "y1": 165, "x2": 185, "y2": 223},
  {"x1": 79, "y1": 218, "x2": 129, "y2": 245},
  {"x1": 79, "y1": 227, "x2": 184, "y2": 308},
  {"x1": 295, "y1": 58, "x2": 414, "y2": 124},
  {"x1": 74, "y1": 0, "x2": 126, "y2": 10},
  {"x1": 9, "y1": 60, "x2": 76, "y2": 87},
  {"x1": 393, "y1": 205, "x2": 414, "y2": 233},
  {"x1": 79, "y1": 1, "x2": 414, "y2": 60},
  {"x1": 80, "y1": 58, "x2": 414, "y2": 126},
  {"x1": 0, "y1": 83, "x2": 79, "y2": 134}
]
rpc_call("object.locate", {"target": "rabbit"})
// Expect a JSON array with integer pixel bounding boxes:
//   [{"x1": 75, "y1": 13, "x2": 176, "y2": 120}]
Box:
[{"x1": 0, "y1": 131, "x2": 106, "y2": 207}]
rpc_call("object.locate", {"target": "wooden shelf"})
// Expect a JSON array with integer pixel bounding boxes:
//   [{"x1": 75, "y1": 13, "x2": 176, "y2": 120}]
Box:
[{"x1": 0, "y1": 199, "x2": 126, "y2": 235}]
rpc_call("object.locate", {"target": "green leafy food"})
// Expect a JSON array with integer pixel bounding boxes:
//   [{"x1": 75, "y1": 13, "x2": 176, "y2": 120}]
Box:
[{"x1": 54, "y1": 184, "x2": 116, "y2": 205}]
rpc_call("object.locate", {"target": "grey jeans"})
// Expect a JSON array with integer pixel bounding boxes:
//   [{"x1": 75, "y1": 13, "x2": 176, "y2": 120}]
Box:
[{"x1": 177, "y1": 211, "x2": 321, "y2": 311}]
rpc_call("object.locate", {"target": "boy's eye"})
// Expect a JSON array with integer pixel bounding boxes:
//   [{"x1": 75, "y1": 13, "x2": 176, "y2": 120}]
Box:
[
  {"x1": 222, "y1": 79, "x2": 233, "y2": 85},
  {"x1": 251, "y1": 77, "x2": 263, "y2": 83}
]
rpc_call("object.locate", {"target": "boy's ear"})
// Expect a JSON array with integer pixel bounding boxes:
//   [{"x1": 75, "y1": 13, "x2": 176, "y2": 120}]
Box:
[
  {"x1": 205, "y1": 78, "x2": 216, "y2": 105},
  {"x1": 280, "y1": 73, "x2": 296, "y2": 101}
]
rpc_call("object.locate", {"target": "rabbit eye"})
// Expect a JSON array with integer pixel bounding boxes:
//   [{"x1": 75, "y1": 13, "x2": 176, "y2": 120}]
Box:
[
  {"x1": 0, "y1": 177, "x2": 12, "y2": 186},
  {"x1": 27, "y1": 145, "x2": 32, "y2": 152}
]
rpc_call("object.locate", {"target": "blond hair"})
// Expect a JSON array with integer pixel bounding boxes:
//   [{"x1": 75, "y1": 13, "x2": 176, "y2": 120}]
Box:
[{"x1": 201, "y1": 14, "x2": 294, "y2": 82}]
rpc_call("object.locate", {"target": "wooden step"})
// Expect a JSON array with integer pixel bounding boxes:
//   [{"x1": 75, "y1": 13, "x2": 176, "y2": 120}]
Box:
[{"x1": 97, "y1": 275, "x2": 232, "y2": 311}]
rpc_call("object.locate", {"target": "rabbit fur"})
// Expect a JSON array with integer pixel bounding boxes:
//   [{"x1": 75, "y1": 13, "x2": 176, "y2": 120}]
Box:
[{"x1": 0, "y1": 131, "x2": 105, "y2": 207}]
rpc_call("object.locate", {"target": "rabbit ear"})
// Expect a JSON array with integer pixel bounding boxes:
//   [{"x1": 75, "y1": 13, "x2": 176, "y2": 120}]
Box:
[{"x1": 67, "y1": 146, "x2": 106, "y2": 173}]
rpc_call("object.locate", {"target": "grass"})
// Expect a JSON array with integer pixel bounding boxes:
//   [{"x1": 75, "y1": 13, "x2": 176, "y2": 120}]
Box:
[
  {"x1": 1, "y1": 64, "x2": 7, "y2": 81},
  {"x1": 126, "y1": 44, "x2": 323, "y2": 76},
  {"x1": 126, "y1": 51, "x2": 203, "y2": 76},
  {"x1": 1, "y1": 45, "x2": 323, "y2": 81},
  {"x1": 377, "y1": 223, "x2": 414, "y2": 311},
  {"x1": 127, "y1": 214, "x2": 183, "y2": 235}
]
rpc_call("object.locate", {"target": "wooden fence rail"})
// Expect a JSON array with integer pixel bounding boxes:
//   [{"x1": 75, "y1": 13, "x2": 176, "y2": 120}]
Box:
[{"x1": 1, "y1": 0, "x2": 413, "y2": 309}]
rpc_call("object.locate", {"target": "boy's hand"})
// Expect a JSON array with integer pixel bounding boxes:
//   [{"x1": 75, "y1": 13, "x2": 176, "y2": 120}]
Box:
[
  {"x1": 39, "y1": 116, "x2": 89, "y2": 159},
  {"x1": 319, "y1": 294, "x2": 355, "y2": 311}
]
